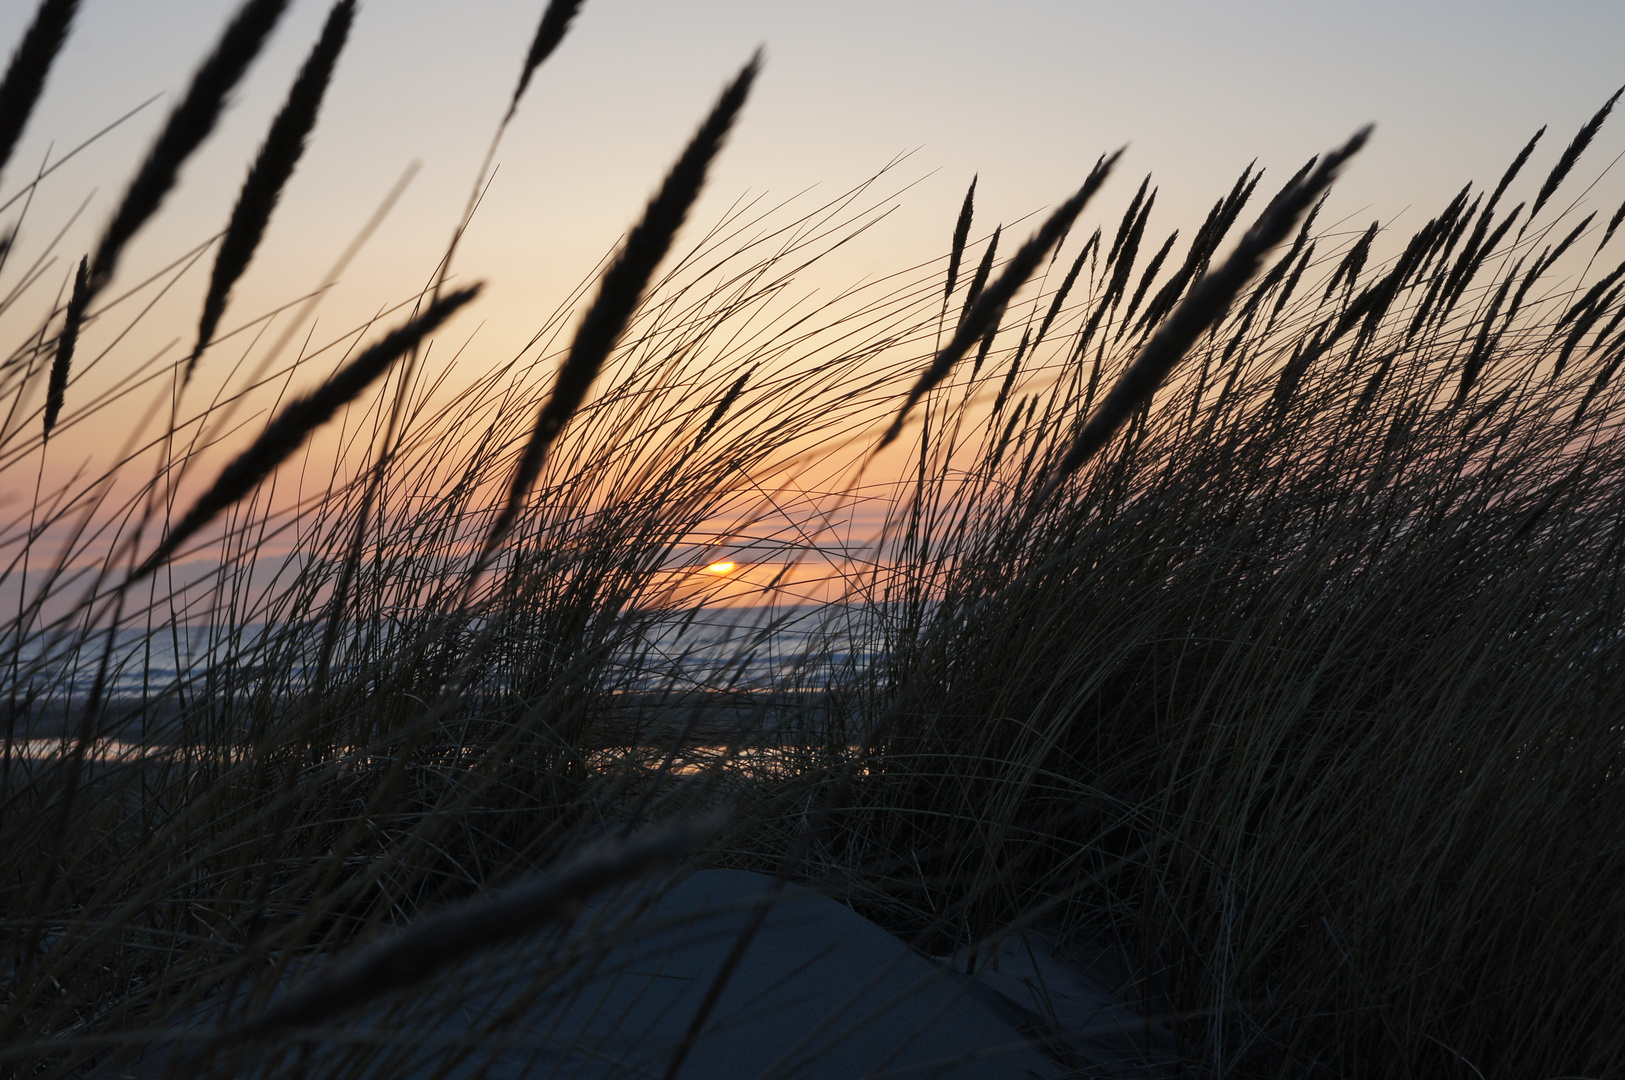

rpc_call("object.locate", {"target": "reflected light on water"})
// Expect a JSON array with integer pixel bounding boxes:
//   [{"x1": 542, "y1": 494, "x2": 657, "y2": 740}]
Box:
[
  {"x1": 13, "y1": 738, "x2": 868, "y2": 781},
  {"x1": 9, "y1": 740, "x2": 250, "y2": 764}
]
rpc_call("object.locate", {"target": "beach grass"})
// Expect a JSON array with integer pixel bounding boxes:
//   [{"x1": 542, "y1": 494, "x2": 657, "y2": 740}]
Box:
[{"x1": 3, "y1": 2, "x2": 1625, "y2": 1077}]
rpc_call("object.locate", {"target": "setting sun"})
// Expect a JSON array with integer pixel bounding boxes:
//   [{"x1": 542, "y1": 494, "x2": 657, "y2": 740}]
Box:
[{"x1": 705, "y1": 561, "x2": 737, "y2": 574}]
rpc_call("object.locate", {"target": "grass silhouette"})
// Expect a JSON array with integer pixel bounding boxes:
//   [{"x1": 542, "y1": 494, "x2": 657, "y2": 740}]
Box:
[{"x1": 3, "y1": 2, "x2": 1625, "y2": 1077}]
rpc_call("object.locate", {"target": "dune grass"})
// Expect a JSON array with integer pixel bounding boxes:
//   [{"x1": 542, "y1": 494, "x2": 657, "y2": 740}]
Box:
[{"x1": 3, "y1": 1, "x2": 1625, "y2": 1077}]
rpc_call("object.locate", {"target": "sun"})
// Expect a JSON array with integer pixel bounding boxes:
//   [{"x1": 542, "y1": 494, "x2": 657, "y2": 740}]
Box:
[{"x1": 704, "y1": 561, "x2": 737, "y2": 575}]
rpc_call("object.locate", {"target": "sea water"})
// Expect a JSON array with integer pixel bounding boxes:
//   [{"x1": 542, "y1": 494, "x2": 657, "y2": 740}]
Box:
[{"x1": 2, "y1": 602, "x2": 892, "y2": 720}]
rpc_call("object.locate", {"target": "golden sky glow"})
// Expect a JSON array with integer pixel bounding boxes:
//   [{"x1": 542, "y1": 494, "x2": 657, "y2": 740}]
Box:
[
  {"x1": 6, "y1": 0, "x2": 1622, "y2": 378},
  {"x1": 4, "y1": 0, "x2": 1623, "y2": 558}
]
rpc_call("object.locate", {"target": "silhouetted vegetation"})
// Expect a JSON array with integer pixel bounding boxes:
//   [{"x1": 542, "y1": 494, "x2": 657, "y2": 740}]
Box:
[{"x1": 4, "y1": 2, "x2": 1624, "y2": 1076}]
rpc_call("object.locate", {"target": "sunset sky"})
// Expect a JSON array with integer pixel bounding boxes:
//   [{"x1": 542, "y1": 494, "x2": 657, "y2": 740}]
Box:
[
  {"x1": 4, "y1": 1, "x2": 1622, "y2": 347},
  {"x1": 2, "y1": 0, "x2": 1623, "y2": 537}
]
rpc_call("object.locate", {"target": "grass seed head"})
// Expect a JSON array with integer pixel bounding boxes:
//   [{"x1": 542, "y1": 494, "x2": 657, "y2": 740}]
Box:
[
  {"x1": 41, "y1": 255, "x2": 87, "y2": 438},
  {"x1": 879, "y1": 150, "x2": 1121, "y2": 451},
  {"x1": 0, "y1": 0, "x2": 78, "y2": 187},
  {"x1": 944, "y1": 174, "x2": 977, "y2": 306},
  {"x1": 133, "y1": 284, "x2": 481, "y2": 581},
  {"x1": 187, "y1": 0, "x2": 354, "y2": 383},
  {"x1": 1530, "y1": 85, "x2": 1623, "y2": 222},
  {"x1": 509, "y1": 0, "x2": 586, "y2": 119},
  {"x1": 484, "y1": 52, "x2": 760, "y2": 556},
  {"x1": 88, "y1": 0, "x2": 290, "y2": 300}
]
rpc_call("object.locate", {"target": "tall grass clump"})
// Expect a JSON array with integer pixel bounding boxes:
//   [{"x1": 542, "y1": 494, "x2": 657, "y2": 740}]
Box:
[
  {"x1": 0, "y1": 3, "x2": 962, "y2": 1074},
  {"x1": 3, "y1": 1, "x2": 1625, "y2": 1077},
  {"x1": 830, "y1": 98, "x2": 1625, "y2": 1078}
]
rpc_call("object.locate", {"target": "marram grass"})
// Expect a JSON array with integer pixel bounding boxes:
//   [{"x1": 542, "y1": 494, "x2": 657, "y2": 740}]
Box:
[{"x1": 3, "y1": 2, "x2": 1625, "y2": 1078}]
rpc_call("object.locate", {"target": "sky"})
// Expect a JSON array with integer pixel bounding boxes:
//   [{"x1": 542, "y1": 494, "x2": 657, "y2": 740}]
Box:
[
  {"x1": 2, "y1": 0, "x2": 1623, "y2": 560},
  {"x1": 4, "y1": 0, "x2": 1623, "y2": 345}
]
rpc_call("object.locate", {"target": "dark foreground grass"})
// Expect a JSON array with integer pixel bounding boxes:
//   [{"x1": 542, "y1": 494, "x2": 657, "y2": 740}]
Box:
[{"x1": 3, "y1": 2, "x2": 1625, "y2": 1077}]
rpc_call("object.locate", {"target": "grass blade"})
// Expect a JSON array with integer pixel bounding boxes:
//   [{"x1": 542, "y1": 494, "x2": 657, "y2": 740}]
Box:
[
  {"x1": 1324, "y1": 220, "x2": 1378, "y2": 301},
  {"x1": 1029, "y1": 228, "x2": 1096, "y2": 354},
  {"x1": 131, "y1": 285, "x2": 480, "y2": 581},
  {"x1": 878, "y1": 151, "x2": 1121, "y2": 450},
  {"x1": 483, "y1": 53, "x2": 760, "y2": 555},
  {"x1": 1104, "y1": 188, "x2": 1155, "y2": 310},
  {"x1": 1037, "y1": 127, "x2": 1370, "y2": 507},
  {"x1": 1118, "y1": 228, "x2": 1178, "y2": 338},
  {"x1": 1133, "y1": 165, "x2": 1262, "y2": 337},
  {"x1": 1487, "y1": 126, "x2": 1544, "y2": 213},
  {"x1": 1106, "y1": 175, "x2": 1150, "y2": 269},
  {"x1": 957, "y1": 224, "x2": 999, "y2": 329}
]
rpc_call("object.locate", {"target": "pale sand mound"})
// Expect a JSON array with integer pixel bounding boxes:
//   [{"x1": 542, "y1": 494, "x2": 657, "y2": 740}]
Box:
[{"x1": 388, "y1": 868, "x2": 1177, "y2": 1079}]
